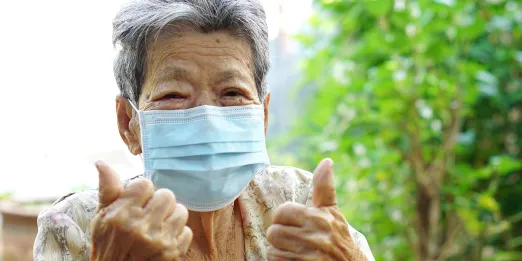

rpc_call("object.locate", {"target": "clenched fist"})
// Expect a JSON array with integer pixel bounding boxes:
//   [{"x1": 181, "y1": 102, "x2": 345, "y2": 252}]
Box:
[
  {"x1": 266, "y1": 159, "x2": 368, "y2": 261},
  {"x1": 89, "y1": 161, "x2": 193, "y2": 261}
]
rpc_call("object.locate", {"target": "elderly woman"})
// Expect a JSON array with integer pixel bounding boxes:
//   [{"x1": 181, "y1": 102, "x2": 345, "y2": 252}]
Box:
[{"x1": 34, "y1": 1, "x2": 374, "y2": 260}]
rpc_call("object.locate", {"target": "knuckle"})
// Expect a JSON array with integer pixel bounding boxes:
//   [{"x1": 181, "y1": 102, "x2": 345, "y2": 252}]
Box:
[
  {"x1": 173, "y1": 204, "x2": 189, "y2": 221},
  {"x1": 106, "y1": 205, "x2": 143, "y2": 225},
  {"x1": 266, "y1": 225, "x2": 277, "y2": 243},
  {"x1": 155, "y1": 189, "x2": 176, "y2": 203},
  {"x1": 162, "y1": 248, "x2": 182, "y2": 261},
  {"x1": 128, "y1": 223, "x2": 148, "y2": 240},
  {"x1": 307, "y1": 211, "x2": 334, "y2": 230},
  {"x1": 156, "y1": 237, "x2": 171, "y2": 250},
  {"x1": 274, "y1": 202, "x2": 296, "y2": 217},
  {"x1": 182, "y1": 226, "x2": 193, "y2": 241},
  {"x1": 303, "y1": 250, "x2": 322, "y2": 261},
  {"x1": 303, "y1": 232, "x2": 328, "y2": 249},
  {"x1": 105, "y1": 210, "x2": 127, "y2": 226},
  {"x1": 329, "y1": 208, "x2": 346, "y2": 221},
  {"x1": 128, "y1": 179, "x2": 154, "y2": 193},
  {"x1": 106, "y1": 210, "x2": 148, "y2": 234},
  {"x1": 280, "y1": 201, "x2": 298, "y2": 210}
]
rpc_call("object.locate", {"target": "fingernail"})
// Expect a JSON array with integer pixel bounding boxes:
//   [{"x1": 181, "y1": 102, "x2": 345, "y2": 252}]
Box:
[
  {"x1": 323, "y1": 158, "x2": 334, "y2": 168},
  {"x1": 94, "y1": 160, "x2": 105, "y2": 168}
]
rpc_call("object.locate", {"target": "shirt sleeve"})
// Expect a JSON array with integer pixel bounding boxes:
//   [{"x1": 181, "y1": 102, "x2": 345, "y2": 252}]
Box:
[
  {"x1": 33, "y1": 191, "x2": 98, "y2": 261},
  {"x1": 347, "y1": 226, "x2": 376, "y2": 261}
]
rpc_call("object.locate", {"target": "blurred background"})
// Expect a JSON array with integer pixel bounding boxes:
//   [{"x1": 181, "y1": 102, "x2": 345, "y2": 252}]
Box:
[{"x1": 0, "y1": 0, "x2": 521, "y2": 260}]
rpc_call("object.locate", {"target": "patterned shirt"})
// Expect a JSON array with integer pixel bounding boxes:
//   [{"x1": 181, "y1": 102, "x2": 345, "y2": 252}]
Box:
[{"x1": 34, "y1": 166, "x2": 375, "y2": 260}]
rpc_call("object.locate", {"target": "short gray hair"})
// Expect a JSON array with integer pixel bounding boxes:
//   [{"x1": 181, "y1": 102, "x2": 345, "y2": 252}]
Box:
[{"x1": 113, "y1": 0, "x2": 270, "y2": 105}]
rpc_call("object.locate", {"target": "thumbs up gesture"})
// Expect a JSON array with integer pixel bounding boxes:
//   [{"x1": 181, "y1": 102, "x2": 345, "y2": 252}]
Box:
[
  {"x1": 89, "y1": 161, "x2": 193, "y2": 261},
  {"x1": 266, "y1": 159, "x2": 368, "y2": 261}
]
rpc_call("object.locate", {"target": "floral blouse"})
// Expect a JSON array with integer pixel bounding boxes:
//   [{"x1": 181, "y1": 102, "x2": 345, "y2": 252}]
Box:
[{"x1": 33, "y1": 166, "x2": 375, "y2": 261}]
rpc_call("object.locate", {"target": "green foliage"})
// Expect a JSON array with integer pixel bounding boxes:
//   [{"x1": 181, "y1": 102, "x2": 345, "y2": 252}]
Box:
[{"x1": 270, "y1": 0, "x2": 522, "y2": 260}]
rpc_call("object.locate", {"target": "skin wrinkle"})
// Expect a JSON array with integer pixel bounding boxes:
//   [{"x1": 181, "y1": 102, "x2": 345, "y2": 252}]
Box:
[
  {"x1": 116, "y1": 29, "x2": 264, "y2": 260},
  {"x1": 265, "y1": 159, "x2": 370, "y2": 261},
  {"x1": 111, "y1": 26, "x2": 370, "y2": 261},
  {"x1": 112, "y1": 1, "x2": 271, "y2": 107},
  {"x1": 137, "y1": 32, "x2": 258, "y2": 113},
  {"x1": 144, "y1": 42, "x2": 255, "y2": 84}
]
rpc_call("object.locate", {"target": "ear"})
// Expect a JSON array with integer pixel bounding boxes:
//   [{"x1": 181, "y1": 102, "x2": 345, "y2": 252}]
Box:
[
  {"x1": 263, "y1": 92, "x2": 271, "y2": 135},
  {"x1": 115, "y1": 96, "x2": 142, "y2": 155}
]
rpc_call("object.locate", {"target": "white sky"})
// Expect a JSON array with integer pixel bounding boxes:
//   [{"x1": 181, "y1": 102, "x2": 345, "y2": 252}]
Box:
[{"x1": 0, "y1": 0, "x2": 312, "y2": 200}]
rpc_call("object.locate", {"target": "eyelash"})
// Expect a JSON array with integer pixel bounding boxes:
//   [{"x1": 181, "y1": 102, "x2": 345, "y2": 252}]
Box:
[
  {"x1": 162, "y1": 93, "x2": 185, "y2": 99},
  {"x1": 223, "y1": 88, "x2": 245, "y2": 98}
]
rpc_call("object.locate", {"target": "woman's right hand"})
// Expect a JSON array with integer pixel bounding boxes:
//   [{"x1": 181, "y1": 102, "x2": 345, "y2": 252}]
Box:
[{"x1": 90, "y1": 161, "x2": 193, "y2": 261}]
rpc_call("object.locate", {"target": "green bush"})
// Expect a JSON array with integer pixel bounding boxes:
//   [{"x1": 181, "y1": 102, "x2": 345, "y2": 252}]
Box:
[{"x1": 270, "y1": 0, "x2": 522, "y2": 260}]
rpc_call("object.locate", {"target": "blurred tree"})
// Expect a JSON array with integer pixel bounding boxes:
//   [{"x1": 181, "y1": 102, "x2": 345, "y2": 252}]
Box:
[{"x1": 270, "y1": 0, "x2": 522, "y2": 260}]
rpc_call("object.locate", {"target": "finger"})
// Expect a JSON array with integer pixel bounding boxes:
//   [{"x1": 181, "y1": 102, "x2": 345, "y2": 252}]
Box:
[
  {"x1": 95, "y1": 160, "x2": 123, "y2": 209},
  {"x1": 143, "y1": 189, "x2": 176, "y2": 222},
  {"x1": 312, "y1": 158, "x2": 337, "y2": 207},
  {"x1": 177, "y1": 226, "x2": 193, "y2": 255},
  {"x1": 267, "y1": 224, "x2": 312, "y2": 253},
  {"x1": 165, "y1": 203, "x2": 189, "y2": 236},
  {"x1": 267, "y1": 245, "x2": 308, "y2": 261},
  {"x1": 120, "y1": 178, "x2": 155, "y2": 207},
  {"x1": 159, "y1": 226, "x2": 193, "y2": 260},
  {"x1": 272, "y1": 202, "x2": 307, "y2": 227}
]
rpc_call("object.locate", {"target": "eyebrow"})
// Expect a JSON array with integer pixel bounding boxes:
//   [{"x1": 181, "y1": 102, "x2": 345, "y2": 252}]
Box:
[
  {"x1": 214, "y1": 70, "x2": 250, "y2": 86},
  {"x1": 155, "y1": 67, "x2": 191, "y2": 82},
  {"x1": 155, "y1": 67, "x2": 251, "y2": 87}
]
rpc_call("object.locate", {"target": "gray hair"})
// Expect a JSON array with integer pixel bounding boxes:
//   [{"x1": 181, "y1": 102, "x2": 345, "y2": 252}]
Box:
[{"x1": 113, "y1": 0, "x2": 270, "y2": 105}]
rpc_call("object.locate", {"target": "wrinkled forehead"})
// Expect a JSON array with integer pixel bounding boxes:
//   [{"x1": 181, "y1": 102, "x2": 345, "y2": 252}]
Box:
[
  {"x1": 146, "y1": 27, "x2": 253, "y2": 60},
  {"x1": 143, "y1": 29, "x2": 255, "y2": 81}
]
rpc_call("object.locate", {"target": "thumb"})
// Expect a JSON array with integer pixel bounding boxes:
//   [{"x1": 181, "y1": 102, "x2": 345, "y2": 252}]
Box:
[
  {"x1": 312, "y1": 158, "x2": 337, "y2": 207},
  {"x1": 95, "y1": 160, "x2": 123, "y2": 209}
]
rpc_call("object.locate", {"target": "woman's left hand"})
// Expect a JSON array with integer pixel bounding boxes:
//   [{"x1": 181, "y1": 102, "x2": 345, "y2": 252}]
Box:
[{"x1": 266, "y1": 159, "x2": 367, "y2": 261}]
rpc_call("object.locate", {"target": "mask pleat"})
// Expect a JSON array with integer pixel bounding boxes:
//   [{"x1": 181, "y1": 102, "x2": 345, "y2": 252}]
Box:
[
  {"x1": 138, "y1": 104, "x2": 270, "y2": 212},
  {"x1": 145, "y1": 116, "x2": 265, "y2": 148},
  {"x1": 147, "y1": 163, "x2": 266, "y2": 206},
  {"x1": 149, "y1": 151, "x2": 269, "y2": 171},
  {"x1": 148, "y1": 141, "x2": 266, "y2": 158}
]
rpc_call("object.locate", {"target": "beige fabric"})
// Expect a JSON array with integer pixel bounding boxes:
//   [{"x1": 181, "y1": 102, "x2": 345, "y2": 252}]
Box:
[{"x1": 33, "y1": 166, "x2": 375, "y2": 261}]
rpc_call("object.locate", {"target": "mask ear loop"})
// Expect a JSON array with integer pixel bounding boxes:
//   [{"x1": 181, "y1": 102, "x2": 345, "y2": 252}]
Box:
[
  {"x1": 127, "y1": 99, "x2": 144, "y2": 162},
  {"x1": 128, "y1": 100, "x2": 139, "y2": 113}
]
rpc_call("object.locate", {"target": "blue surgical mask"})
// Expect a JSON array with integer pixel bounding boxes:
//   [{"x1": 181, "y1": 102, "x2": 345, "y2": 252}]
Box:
[{"x1": 130, "y1": 102, "x2": 270, "y2": 212}]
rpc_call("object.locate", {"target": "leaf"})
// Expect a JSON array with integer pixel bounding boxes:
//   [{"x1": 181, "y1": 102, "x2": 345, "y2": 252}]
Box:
[
  {"x1": 457, "y1": 130, "x2": 476, "y2": 145},
  {"x1": 457, "y1": 207, "x2": 483, "y2": 236},
  {"x1": 434, "y1": 0, "x2": 457, "y2": 7},
  {"x1": 511, "y1": 236, "x2": 522, "y2": 248},
  {"x1": 363, "y1": 0, "x2": 393, "y2": 17},
  {"x1": 491, "y1": 251, "x2": 522, "y2": 261},
  {"x1": 478, "y1": 194, "x2": 500, "y2": 212},
  {"x1": 489, "y1": 156, "x2": 522, "y2": 175},
  {"x1": 486, "y1": 220, "x2": 511, "y2": 236}
]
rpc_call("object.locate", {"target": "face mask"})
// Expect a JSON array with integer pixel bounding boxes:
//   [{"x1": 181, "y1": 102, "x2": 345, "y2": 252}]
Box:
[{"x1": 130, "y1": 102, "x2": 270, "y2": 212}]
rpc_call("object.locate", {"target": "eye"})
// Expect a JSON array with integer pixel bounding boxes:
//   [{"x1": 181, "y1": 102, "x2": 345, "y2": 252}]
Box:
[
  {"x1": 160, "y1": 93, "x2": 185, "y2": 100},
  {"x1": 223, "y1": 88, "x2": 245, "y2": 98}
]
